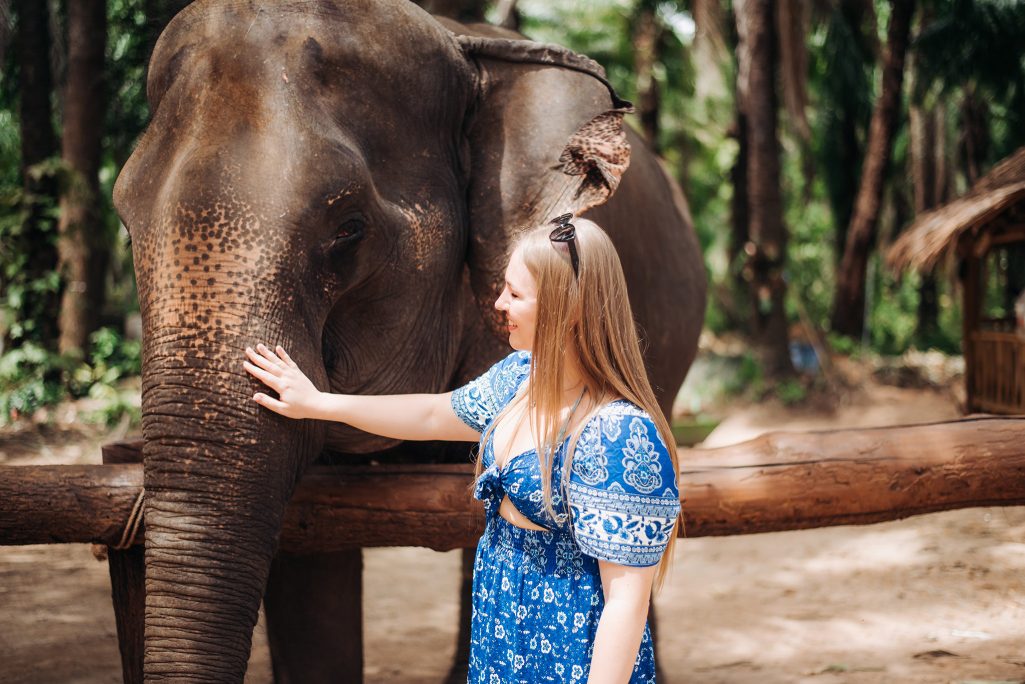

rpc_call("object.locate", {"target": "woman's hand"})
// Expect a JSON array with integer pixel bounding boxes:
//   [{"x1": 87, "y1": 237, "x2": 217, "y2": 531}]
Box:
[
  {"x1": 243, "y1": 343, "x2": 322, "y2": 420},
  {"x1": 242, "y1": 344, "x2": 481, "y2": 441}
]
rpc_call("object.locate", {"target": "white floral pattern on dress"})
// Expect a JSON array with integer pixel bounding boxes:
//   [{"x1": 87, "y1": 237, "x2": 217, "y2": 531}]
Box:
[
  {"x1": 622, "y1": 416, "x2": 664, "y2": 494},
  {"x1": 572, "y1": 421, "x2": 608, "y2": 485}
]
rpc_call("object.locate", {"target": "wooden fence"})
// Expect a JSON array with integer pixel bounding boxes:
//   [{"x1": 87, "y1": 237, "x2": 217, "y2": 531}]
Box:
[
  {"x1": 969, "y1": 331, "x2": 1025, "y2": 413},
  {"x1": 3, "y1": 416, "x2": 1025, "y2": 549}
]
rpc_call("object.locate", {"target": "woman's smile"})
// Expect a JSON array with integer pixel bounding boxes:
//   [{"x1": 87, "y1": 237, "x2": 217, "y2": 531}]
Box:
[{"x1": 495, "y1": 249, "x2": 538, "y2": 351}]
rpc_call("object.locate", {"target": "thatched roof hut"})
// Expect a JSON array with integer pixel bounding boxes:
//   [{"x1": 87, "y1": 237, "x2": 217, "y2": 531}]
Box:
[
  {"x1": 886, "y1": 146, "x2": 1025, "y2": 415},
  {"x1": 887, "y1": 146, "x2": 1025, "y2": 273}
]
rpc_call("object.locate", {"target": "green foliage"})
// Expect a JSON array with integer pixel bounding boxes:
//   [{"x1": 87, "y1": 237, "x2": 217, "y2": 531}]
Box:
[
  {"x1": 101, "y1": 0, "x2": 150, "y2": 322},
  {"x1": 82, "y1": 381, "x2": 142, "y2": 428},
  {"x1": 865, "y1": 259, "x2": 962, "y2": 355},
  {"x1": 0, "y1": 0, "x2": 147, "y2": 353},
  {"x1": 808, "y1": 2, "x2": 875, "y2": 234},
  {"x1": 774, "y1": 377, "x2": 807, "y2": 406},
  {"x1": 827, "y1": 332, "x2": 859, "y2": 357},
  {"x1": 0, "y1": 159, "x2": 63, "y2": 344},
  {"x1": 0, "y1": 327, "x2": 141, "y2": 425},
  {"x1": 781, "y1": 153, "x2": 837, "y2": 331},
  {"x1": 0, "y1": 0, "x2": 1018, "y2": 411},
  {"x1": 915, "y1": 0, "x2": 1025, "y2": 157},
  {"x1": 87, "y1": 326, "x2": 142, "y2": 381},
  {"x1": 724, "y1": 351, "x2": 762, "y2": 397},
  {"x1": 106, "y1": 0, "x2": 153, "y2": 165},
  {"x1": 0, "y1": 343, "x2": 77, "y2": 420}
]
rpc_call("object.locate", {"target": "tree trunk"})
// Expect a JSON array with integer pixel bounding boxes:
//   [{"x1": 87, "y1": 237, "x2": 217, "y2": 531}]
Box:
[
  {"x1": 774, "y1": 0, "x2": 810, "y2": 144},
  {"x1": 831, "y1": 0, "x2": 915, "y2": 339},
  {"x1": 492, "y1": 0, "x2": 520, "y2": 31},
  {"x1": 735, "y1": 0, "x2": 793, "y2": 376},
  {"x1": 16, "y1": 0, "x2": 57, "y2": 195},
  {"x1": 910, "y1": 95, "x2": 938, "y2": 340},
  {"x1": 909, "y1": 13, "x2": 947, "y2": 343},
  {"x1": 832, "y1": 110, "x2": 862, "y2": 260},
  {"x1": 822, "y1": 3, "x2": 875, "y2": 260},
  {"x1": 692, "y1": 0, "x2": 728, "y2": 103},
  {"x1": 633, "y1": 3, "x2": 661, "y2": 152},
  {"x1": 8, "y1": 0, "x2": 60, "y2": 349},
  {"x1": 728, "y1": 110, "x2": 749, "y2": 329},
  {"x1": 958, "y1": 85, "x2": 989, "y2": 186},
  {"x1": 57, "y1": 0, "x2": 108, "y2": 354}
]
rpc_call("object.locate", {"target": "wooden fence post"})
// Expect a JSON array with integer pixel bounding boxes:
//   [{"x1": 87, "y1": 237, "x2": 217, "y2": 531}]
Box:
[{"x1": 102, "y1": 442, "x2": 145, "y2": 684}]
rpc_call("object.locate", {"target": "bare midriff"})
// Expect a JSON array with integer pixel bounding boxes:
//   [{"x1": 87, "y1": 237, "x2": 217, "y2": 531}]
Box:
[{"x1": 499, "y1": 494, "x2": 550, "y2": 532}]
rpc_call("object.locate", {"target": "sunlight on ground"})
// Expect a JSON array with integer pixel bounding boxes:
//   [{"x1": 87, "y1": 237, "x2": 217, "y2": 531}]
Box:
[{"x1": 655, "y1": 507, "x2": 1025, "y2": 683}]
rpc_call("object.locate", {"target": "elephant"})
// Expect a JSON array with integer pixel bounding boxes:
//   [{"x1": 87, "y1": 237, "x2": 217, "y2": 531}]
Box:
[{"x1": 111, "y1": 0, "x2": 706, "y2": 680}]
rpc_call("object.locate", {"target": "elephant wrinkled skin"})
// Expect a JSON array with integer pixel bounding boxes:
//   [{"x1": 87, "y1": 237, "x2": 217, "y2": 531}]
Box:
[{"x1": 112, "y1": 0, "x2": 706, "y2": 681}]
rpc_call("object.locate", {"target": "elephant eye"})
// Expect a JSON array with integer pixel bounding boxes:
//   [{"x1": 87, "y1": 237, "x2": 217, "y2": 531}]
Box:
[{"x1": 332, "y1": 218, "x2": 365, "y2": 248}]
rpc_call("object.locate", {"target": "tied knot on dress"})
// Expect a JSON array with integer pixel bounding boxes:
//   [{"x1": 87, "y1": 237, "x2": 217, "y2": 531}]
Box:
[{"x1": 473, "y1": 463, "x2": 503, "y2": 508}]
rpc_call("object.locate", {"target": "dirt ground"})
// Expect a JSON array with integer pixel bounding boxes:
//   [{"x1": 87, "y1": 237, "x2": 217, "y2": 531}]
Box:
[{"x1": 1, "y1": 381, "x2": 1023, "y2": 683}]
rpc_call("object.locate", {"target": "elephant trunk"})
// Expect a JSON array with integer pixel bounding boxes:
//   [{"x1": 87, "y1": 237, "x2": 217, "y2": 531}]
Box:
[{"x1": 139, "y1": 332, "x2": 324, "y2": 681}]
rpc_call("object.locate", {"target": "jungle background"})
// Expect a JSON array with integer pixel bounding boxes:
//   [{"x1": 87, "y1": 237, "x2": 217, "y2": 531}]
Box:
[{"x1": 1, "y1": 0, "x2": 1024, "y2": 683}]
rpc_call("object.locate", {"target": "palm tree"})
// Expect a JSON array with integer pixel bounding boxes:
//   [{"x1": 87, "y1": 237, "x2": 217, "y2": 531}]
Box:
[{"x1": 914, "y1": 0, "x2": 1025, "y2": 167}]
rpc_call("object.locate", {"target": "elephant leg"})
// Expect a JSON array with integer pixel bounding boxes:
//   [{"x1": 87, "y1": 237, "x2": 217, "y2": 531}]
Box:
[
  {"x1": 445, "y1": 547, "x2": 474, "y2": 684},
  {"x1": 650, "y1": 602, "x2": 663, "y2": 682},
  {"x1": 107, "y1": 544, "x2": 145, "y2": 684},
  {"x1": 264, "y1": 549, "x2": 363, "y2": 684}
]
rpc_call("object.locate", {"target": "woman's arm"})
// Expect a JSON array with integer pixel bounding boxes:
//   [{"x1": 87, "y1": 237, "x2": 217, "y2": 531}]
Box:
[
  {"x1": 586, "y1": 561, "x2": 658, "y2": 684},
  {"x1": 243, "y1": 343, "x2": 480, "y2": 442}
]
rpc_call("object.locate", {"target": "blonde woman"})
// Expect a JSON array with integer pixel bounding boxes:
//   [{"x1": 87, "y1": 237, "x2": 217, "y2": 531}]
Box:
[{"x1": 243, "y1": 215, "x2": 681, "y2": 683}]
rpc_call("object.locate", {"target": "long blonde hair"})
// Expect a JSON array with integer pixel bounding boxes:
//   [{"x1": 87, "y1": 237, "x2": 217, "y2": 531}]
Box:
[{"x1": 478, "y1": 218, "x2": 680, "y2": 588}]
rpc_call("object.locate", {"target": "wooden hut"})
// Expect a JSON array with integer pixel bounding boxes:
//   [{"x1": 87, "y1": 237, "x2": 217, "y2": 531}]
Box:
[{"x1": 888, "y1": 146, "x2": 1025, "y2": 414}]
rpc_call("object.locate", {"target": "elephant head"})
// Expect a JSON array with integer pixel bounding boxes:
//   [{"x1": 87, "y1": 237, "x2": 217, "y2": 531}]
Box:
[{"x1": 113, "y1": 0, "x2": 649, "y2": 679}]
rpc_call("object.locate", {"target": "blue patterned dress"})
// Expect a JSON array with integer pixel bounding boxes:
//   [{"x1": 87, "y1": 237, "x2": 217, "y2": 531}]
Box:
[{"x1": 450, "y1": 351, "x2": 681, "y2": 683}]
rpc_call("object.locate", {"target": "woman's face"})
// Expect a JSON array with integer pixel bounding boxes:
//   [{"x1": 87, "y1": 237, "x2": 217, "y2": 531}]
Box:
[{"x1": 494, "y1": 248, "x2": 538, "y2": 351}]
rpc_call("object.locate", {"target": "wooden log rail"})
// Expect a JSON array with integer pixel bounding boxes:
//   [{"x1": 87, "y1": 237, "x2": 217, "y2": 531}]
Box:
[{"x1": 1, "y1": 417, "x2": 1024, "y2": 552}]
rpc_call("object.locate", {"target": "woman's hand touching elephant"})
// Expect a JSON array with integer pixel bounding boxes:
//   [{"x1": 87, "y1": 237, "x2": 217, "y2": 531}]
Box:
[
  {"x1": 244, "y1": 344, "x2": 323, "y2": 419},
  {"x1": 245, "y1": 343, "x2": 479, "y2": 441}
]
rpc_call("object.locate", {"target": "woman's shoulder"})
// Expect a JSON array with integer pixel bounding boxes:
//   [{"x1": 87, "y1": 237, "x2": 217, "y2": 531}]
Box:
[
  {"x1": 573, "y1": 399, "x2": 677, "y2": 496},
  {"x1": 505, "y1": 349, "x2": 531, "y2": 369},
  {"x1": 592, "y1": 399, "x2": 665, "y2": 443},
  {"x1": 465, "y1": 350, "x2": 529, "y2": 415},
  {"x1": 595, "y1": 398, "x2": 653, "y2": 420},
  {"x1": 450, "y1": 350, "x2": 530, "y2": 432},
  {"x1": 490, "y1": 350, "x2": 530, "y2": 391}
]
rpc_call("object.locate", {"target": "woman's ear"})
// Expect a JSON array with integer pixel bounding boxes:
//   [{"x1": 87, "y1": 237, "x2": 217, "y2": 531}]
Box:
[{"x1": 453, "y1": 30, "x2": 633, "y2": 338}]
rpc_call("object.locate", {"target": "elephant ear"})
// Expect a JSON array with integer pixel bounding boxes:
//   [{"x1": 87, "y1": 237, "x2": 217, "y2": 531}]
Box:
[
  {"x1": 452, "y1": 31, "x2": 634, "y2": 336},
  {"x1": 557, "y1": 110, "x2": 632, "y2": 207}
]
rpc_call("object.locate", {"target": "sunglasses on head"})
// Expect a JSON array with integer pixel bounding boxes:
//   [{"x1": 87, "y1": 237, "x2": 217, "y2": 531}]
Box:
[{"x1": 549, "y1": 213, "x2": 579, "y2": 279}]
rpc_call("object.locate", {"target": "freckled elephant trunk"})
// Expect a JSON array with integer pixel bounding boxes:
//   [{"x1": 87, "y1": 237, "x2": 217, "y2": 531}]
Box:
[{"x1": 139, "y1": 332, "x2": 325, "y2": 680}]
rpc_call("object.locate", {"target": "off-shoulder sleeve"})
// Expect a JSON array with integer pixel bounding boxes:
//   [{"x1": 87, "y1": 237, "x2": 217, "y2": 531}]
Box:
[
  {"x1": 568, "y1": 405, "x2": 681, "y2": 567},
  {"x1": 449, "y1": 351, "x2": 530, "y2": 433}
]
